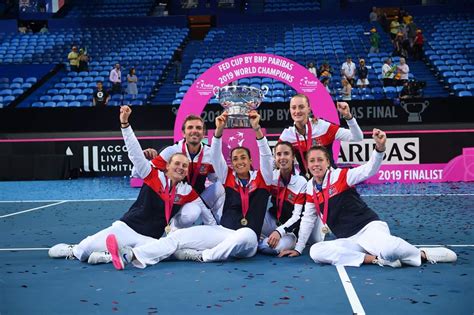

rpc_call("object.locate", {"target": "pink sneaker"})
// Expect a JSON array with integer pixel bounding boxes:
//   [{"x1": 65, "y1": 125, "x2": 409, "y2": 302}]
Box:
[{"x1": 106, "y1": 234, "x2": 132, "y2": 270}]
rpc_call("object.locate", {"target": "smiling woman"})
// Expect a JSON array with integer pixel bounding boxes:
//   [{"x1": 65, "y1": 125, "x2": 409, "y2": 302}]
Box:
[
  {"x1": 103, "y1": 109, "x2": 276, "y2": 270},
  {"x1": 47, "y1": 106, "x2": 216, "y2": 267},
  {"x1": 279, "y1": 95, "x2": 363, "y2": 176},
  {"x1": 257, "y1": 141, "x2": 308, "y2": 256}
]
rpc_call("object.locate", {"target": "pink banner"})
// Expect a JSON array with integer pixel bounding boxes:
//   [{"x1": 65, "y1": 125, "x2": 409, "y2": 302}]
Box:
[
  {"x1": 365, "y1": 147, "x2": 474, "y2": 183},
  {"x1": 173, "y1": 53, "x2": 339, "y2": 158}
]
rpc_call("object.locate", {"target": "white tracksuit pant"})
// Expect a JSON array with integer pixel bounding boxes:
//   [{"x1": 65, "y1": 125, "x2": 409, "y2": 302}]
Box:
[
  {"x1": 258, "y1": 211, "x2": 297, "y2": 255},
  {"x1": 73, "y1": 220, "x2": 156, "y2": 261},
  {"x1": 131, "y1": 225, "x2": 258, "y2": 268},
  {"x1": 309, "y1": 221, "x2": 422, "y2": 267},
  {"x1": 170, "y1": 183, "x2": 225, "y2": 228}
]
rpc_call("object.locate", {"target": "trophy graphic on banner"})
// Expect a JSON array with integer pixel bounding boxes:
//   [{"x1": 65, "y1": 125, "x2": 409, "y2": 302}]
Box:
[
  {"x1": 400, "y1": 100, "x2": 429, "y2": 122},
  {"x1": 213, "y1": 85, "x2": 269, "y2": 128}
]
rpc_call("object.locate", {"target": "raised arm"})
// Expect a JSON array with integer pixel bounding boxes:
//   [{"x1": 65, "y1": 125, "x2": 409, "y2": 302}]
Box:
[
  {"x1": 335, "y1": 102, "x2": 363, "y2": 141},
  {"x1": 120, "y1": 106, "x2": 151, "y2": 179},
  {"x1": 249, "y1": 110, "x2": 273, "y2": 185},
  {"x1": 346, "y1": 128, "x2": 386, "y2": 186},
  {"x1": 210, "y1": 112, "x2": 229, "y2": 183}
]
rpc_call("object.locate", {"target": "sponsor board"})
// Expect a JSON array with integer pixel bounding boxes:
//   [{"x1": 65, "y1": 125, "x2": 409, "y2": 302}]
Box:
[
  {"x1": 0, "y1": 130, "x2": 472, "y2": 182},
  {"x1": 338, "y1": 138, "x2": 419, "y2": 165}
]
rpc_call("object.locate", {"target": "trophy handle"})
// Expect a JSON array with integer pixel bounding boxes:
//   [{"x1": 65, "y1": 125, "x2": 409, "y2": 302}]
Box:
[
  {"x1": 420, "y1": 101, "x2": 429, "y2": 113},
  {"x1": 400, "y1": 101, "x2": 408, "y2": 111},
  {"x1": 260, "y1": 85, "x2": 269, "y2": 96},
  {"x1": 213, "y1": 86, "x2": 220, "y2": 97}
]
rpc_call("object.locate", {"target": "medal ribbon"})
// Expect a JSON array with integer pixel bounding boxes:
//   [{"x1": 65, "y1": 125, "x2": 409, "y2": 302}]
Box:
[
  {"x1": 238, "y1": 181, "x2": 250, "y2": 219},
  {"x1": 294, "y1": 120, "x2": 313, "y2": 174},
  {"x1": 312, "y1": 171, "x2": 331, "y2": 225},
  {"x1": 181, "y1": 141, "x2": 204, "y2": 187},
  {"x1": 276, "y1": 176, "x2": 288, "y2": 222},
  {"x1": 161, "y1": 176, "x2": 177, "y2": 226}
]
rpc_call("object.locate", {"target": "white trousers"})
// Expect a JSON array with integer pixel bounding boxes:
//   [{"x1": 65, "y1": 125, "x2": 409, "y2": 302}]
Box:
[
  {"x1": 170, "y1": 182, "x2": 225, "y2": 228},
  {"x1": 258, "y1": 211, "x2": 297, "y2": 255},
  {"x1": 73, "y1": 220, "x2": 155, "y2": 261},
  {"x1": 132, "y1": 225, "x2": 257, "y2": 268},
  {"x1": 309, "y1": 221, "x2": 421, "y2": 267}
]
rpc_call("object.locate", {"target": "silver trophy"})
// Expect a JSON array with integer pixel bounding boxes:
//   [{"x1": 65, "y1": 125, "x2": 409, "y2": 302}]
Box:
[{"x1": 213, "y1": 85, "x2": 269, "y2": 128}]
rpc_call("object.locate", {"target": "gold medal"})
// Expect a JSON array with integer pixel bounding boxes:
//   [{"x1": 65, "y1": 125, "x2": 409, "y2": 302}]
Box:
[
  {"x1": 240, "y1": 218, "x2": 248, "y2": 226},
  {"x1": 321, "y1": 225, "x2": 330, "y2": 234},
  {"x1": 165, "y1": 225, "x2": 172, "y2": 234}
]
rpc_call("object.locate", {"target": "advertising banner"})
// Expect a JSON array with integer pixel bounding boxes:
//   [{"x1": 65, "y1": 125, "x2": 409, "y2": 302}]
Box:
[{"x1": 1, "y1": 129, "x2": 472, "y2": 183}]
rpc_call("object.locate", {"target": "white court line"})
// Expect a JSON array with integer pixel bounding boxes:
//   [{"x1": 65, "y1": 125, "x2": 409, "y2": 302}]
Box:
[
  {"x1": 0, "y1": 198, "x2": 136, "y2": 203},
  {"x1": 415, "y1": 244, "x2": 474, "y2": 247},
  {"x1": 361, "y1": 193, "x2": 474, "y2": 197},
  {"x1": 0, "y1": 194, "x2": 472, "y2": 203},
  {"x1": 336, "y1": 265, "x2": 365, "y2": 315},
  {"x1": 0, "y1": 201, "x2": 67, "y2": 218},
  {"x1": 0, "y1": 248, "x2": 49, "y2": 251}
]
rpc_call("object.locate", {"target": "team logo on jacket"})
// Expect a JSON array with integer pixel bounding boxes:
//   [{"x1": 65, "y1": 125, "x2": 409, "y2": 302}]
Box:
[
  {"x1": 199, "y1": 164, "x2": 208, "y2": 174},
  {"x1": 287, "y1": 192, "x2": 295, "y2": 203},
  {"x1": 248, "y1": 183, "x2": 257, "y2": 193},
  {"x1": 328, "y1": 186, "x2": 337, "y2": 196}
]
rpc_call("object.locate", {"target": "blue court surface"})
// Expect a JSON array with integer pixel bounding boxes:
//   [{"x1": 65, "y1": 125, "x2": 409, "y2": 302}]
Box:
[{"x1": 1, "y1": 179, "x2": 473, "y2": 314}]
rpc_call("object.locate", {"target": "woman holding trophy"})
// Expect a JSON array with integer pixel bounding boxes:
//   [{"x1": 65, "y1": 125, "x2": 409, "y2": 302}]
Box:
[
  {"x1": 279, "y1": 95, "x2": 363, "y2": 176},
  {"x1": 106, "y1": 110, "x2": 275, "y2": 269}
]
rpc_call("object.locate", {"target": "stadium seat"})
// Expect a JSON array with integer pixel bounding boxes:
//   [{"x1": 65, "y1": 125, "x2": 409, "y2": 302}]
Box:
[
  {"x1": 453, "y1": 84, "x2": 466, "y2": 91},
  {"x1": 3, "y1": 95, "x2": 15, "y2": 104},
  {"x1": 457, "y1": 91, "x2": 472, "y2": 97},
  {"x1": 31, "y1": 101, "x2": 44, "y2": 107},
  {"x1": 0, "y1": 89, "x2": 12, "y2": 96},
  {"x1": 56, "y1": 101, "x2": 69, "y2": 107},
  {"x1": 108, "y1": 100, "x2": 120, "y2": 106},
  {"x1": 52, "y1": 95, "x2": 64, "y2": 102},
  {"x1": 76, "y1": 95, "x2": 88, "y2": 102}
]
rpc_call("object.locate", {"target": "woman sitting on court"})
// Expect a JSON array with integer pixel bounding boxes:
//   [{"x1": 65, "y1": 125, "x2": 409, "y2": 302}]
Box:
[
  {"x1": 258, "y1": 141, "x2": 308, "y2": 255},
  {"x1": 105, "y1": 110, "x2": 274, "y2": 270},
  {"x1": 279, "y1": 95, "x2": 363, "y2": 176},
  {"x1": 48, "y1": 105, "x2": 215, "y2": 264},
  {"x1": 279, "y1": 128, "x2": 457, "y2": 267}
]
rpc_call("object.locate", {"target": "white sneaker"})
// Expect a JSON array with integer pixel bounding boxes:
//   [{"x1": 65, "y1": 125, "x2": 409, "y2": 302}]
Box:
[
  {"x1": 48, "y1": 243, "x2": 76, "y2": 259},
  {"x1": 87, "y1": 251, "x2": 112, "y2": 264},
  {"x1": 173, "y1": 249, "x2": 203, "y2": 262},
  {"x1": 372, "y1": 257, "x2": 402, "y2": 268},
  {"x1": 420, "y1": 247, "x2": 457, "y2": 264},
  {"x1": 106, "y1": 234, "x2": 133, "y2": 270}
]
